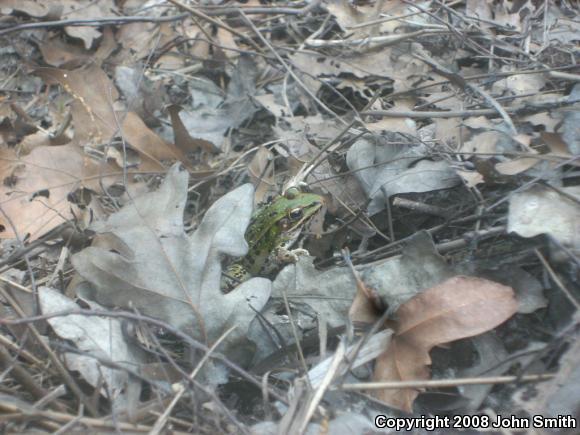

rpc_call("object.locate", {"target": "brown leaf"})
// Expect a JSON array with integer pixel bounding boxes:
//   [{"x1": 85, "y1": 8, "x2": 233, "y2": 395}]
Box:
[
  {"x1": 0, "y1": 144, "x2": 118, "y2": 240},
  {"x1": 433, "y1": 118, "x2": 468, "y2": 147},
  {"x1": 36, "y1": 20, "x2": 116, "y2": 68},
  {"x1": 248, "y1": 146, "x2": 275, "y2": 203},
  {"x1": 36, "y1": 67, "x2": 189, "y2": 169},
  {"x1": 455, "y1": 168, "x2": 484, "y2": 188},
  {"x1": 372, "y1": 276, "x2": 517, "y2": 411},
  {"x1": 216, "y1": 27, "x2": 240, "y2": 59},
  {"x1": 115, "y1": 21, "x2": 176, "y2": 63},
  {"x1": 39, "y1": 37, "x2": 90, "y2": 68},
  {"x1": 0, "y1": 0, "x2": 55, "y2": 18},
  {"x1": 120, "y1": 112, "x2": 190, "y2": 169},
  {"x1": 494, "y1": 135, "x2": 539, "y2": 175},
  {"x1": 35, "y1": 66, "x2": 118, "y2": 146},
  {"x1": 461, "y1": 131, "x2": 503, "y2": 154},
  {"x1": 541, "y1": 132, "x2": 574, "y2": 157},
  {"x1": 495, "y1": 157, "x2": 539, "y2": 175},
  {"x1": 365, "y1": 101, "x2": 417, "y2": 135}
]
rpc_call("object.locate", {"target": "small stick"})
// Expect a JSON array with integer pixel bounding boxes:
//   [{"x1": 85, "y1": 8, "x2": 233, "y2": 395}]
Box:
[
  {"x1": 338, "y1": 373, "x2": 555, "y2": 391},
  {"x1": 392, "y1": 197, "x2": 451, "y2": 218}
]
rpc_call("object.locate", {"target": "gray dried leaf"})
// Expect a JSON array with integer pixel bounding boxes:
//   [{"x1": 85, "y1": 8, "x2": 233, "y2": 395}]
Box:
[
  {"x1": 347, "y1": 138, "x2": 460, "y2": 215},
  {"x1": 176, "y1": 55, "x2": 259, "y2": 149},
  {"x1": 508, "y1": 185, "x2": 580, "y2": 250},
  {"x1": 71, "y1": 164, "x2": 271, "y2": 360},
  {"x1": 39, "y1": 286, "x2": 145, "y2": 414}
]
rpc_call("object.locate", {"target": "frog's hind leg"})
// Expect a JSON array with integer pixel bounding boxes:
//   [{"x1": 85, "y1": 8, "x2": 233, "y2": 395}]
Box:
[{"x1": 220, "y1": 263, "x2": 251, "y2": 293}]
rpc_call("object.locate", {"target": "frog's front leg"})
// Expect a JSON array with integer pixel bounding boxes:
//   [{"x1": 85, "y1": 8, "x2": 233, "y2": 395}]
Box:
[{"x1": 274, "y1": 246, "x2": 310, "y2": 264}]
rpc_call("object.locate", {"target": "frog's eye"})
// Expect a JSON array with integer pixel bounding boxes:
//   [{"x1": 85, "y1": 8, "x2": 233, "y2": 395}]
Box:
[
  {"x1": 288, "y1": 207, "x2": 303, "y2": 220},
  {"x1": 284, "y1": 187, "x2": 300, "y2": 200}
]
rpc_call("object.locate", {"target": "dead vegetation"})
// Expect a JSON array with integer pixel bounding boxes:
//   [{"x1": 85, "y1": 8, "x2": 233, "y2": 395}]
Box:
[{"x1": 0, "y1": 0, "x2": 579, "y2": 433}]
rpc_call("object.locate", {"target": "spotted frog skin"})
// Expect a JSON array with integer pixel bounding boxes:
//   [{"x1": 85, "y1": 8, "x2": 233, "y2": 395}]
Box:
[{"x1": 221, "y1": 187, "x2": 324, "y2": 291}]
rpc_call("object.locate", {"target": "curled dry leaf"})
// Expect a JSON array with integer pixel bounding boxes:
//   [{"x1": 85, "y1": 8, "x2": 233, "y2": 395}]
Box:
[
  {"x1": 372, "y1": 276, "x2": 517, "y2": 412},
  {"x1": 455, "y1": 168, "x2": 485, "y2": 188}
]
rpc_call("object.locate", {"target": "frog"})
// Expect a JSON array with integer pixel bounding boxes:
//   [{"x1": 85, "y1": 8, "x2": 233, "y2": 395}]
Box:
[{"x1": 221, "y1": 187, "x2": 324, "y2": 291}]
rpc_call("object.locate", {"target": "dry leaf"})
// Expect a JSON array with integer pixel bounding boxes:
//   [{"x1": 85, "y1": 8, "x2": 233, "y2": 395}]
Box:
[
  {"x1": 0, "y1": 0, "x2": 54, "y2": 18},
  {"x1": 248, "y1": 146, "x2": 275, "y2": 203},
  {"x1": 461, "y1": 131, "x2": 503, "y2": 154},
  {"x1": 167, "y1": 105, "x2": 219, "y2": 155},
  {"x1": 365, "y1": 100, "x2": 417, "y2": 135},
  {"x1": 120, "y1": 112, "x2": 190, "y2": 168},
  {"x1": 39, "y1": 286, "x2": 145, "y2": 413},
  {"x1": 0, "y1": 144, "x2": 117, "y2": 239},
  {"x1": 71, "y1": 165, "x2": 271, "y2": 357},
  {"x1": 35, "y1": 66, "x2": 119, "y2": 146},
  {"x1": 39, "y1": 37, "x2": 90, "y2": 68},
  {"x1": 175, "y1": 55, "x2": 259, "y2": 150},
  {"x1": 495, "y1": 157, "x2": 540, "y2": 175},
  {"x1": 326, "y1": 0, "x2": 415, "y2": 37},
  {"x1": 16, "y1": 130, "x2": 53, "y2": 154},
  {"x1": 288, "y1": 49, "x2": 429, "y2": 93},
  {"x1": 372, "y1": 276, "x2": 517, "y2": 411},
  {"x1": 39, "y1": 20, "x2": 116, "y2": 68},
  {"x1": 523, "y1": 113, "x2": 560, "y2": 132},
  {"x1": 508, "y1": 185, "x2": 580, "y2": 249},
  {"x1": 216, "y1": 27, "x2": 240, "y2": 59},
  {"x1": 59, "y1": 0, "x2": 117, "y2": 49},
  {"x1": 541, "y1": 132, "x2": 574, "y2": 158},
  {"x1": 433, "y1": 118, "x2": 468, "y2": 147},
  {"x1": 36, "y1": 66, "x2": 188, "y2": 169},
  {"x1": 347, "y1": 139, "x2": 460, "y2": 216},
  {"x1": 455, "y1": 168, "x2": 485, "y2": 188}
]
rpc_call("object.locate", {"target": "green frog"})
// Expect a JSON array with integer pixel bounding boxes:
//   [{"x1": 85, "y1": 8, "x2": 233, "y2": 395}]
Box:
[{"x1": 221, "y1": 187, "x2": 324, "y2": 291}]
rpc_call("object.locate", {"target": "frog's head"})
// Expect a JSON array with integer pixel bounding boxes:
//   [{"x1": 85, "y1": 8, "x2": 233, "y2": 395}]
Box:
[
  {"x1": 276, "y1": 187, "x2": 324, "y2": 234},
  {"x1": 246, "y1": 187, "x2": 324, "y2": 244}
]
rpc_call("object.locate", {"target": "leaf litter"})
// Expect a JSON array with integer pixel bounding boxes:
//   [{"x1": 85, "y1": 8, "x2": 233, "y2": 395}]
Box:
[{"x1": 0, "y1": 0, "x2": 579, "y2": 433}]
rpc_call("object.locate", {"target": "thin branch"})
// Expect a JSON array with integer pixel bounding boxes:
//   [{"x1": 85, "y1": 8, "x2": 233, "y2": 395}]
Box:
[
  {"x1": 166, "y1": 0, "x2": 263, "y2": 53},
  {"x1": 0, "y1": 14, "x2": 189, "y2": 37},
  {"x1": 362, "y1": 96, "x2": 579, "y2": 118},
  {"x1": 339, "y1": 373, "x2": 555, "y2": 391}
]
